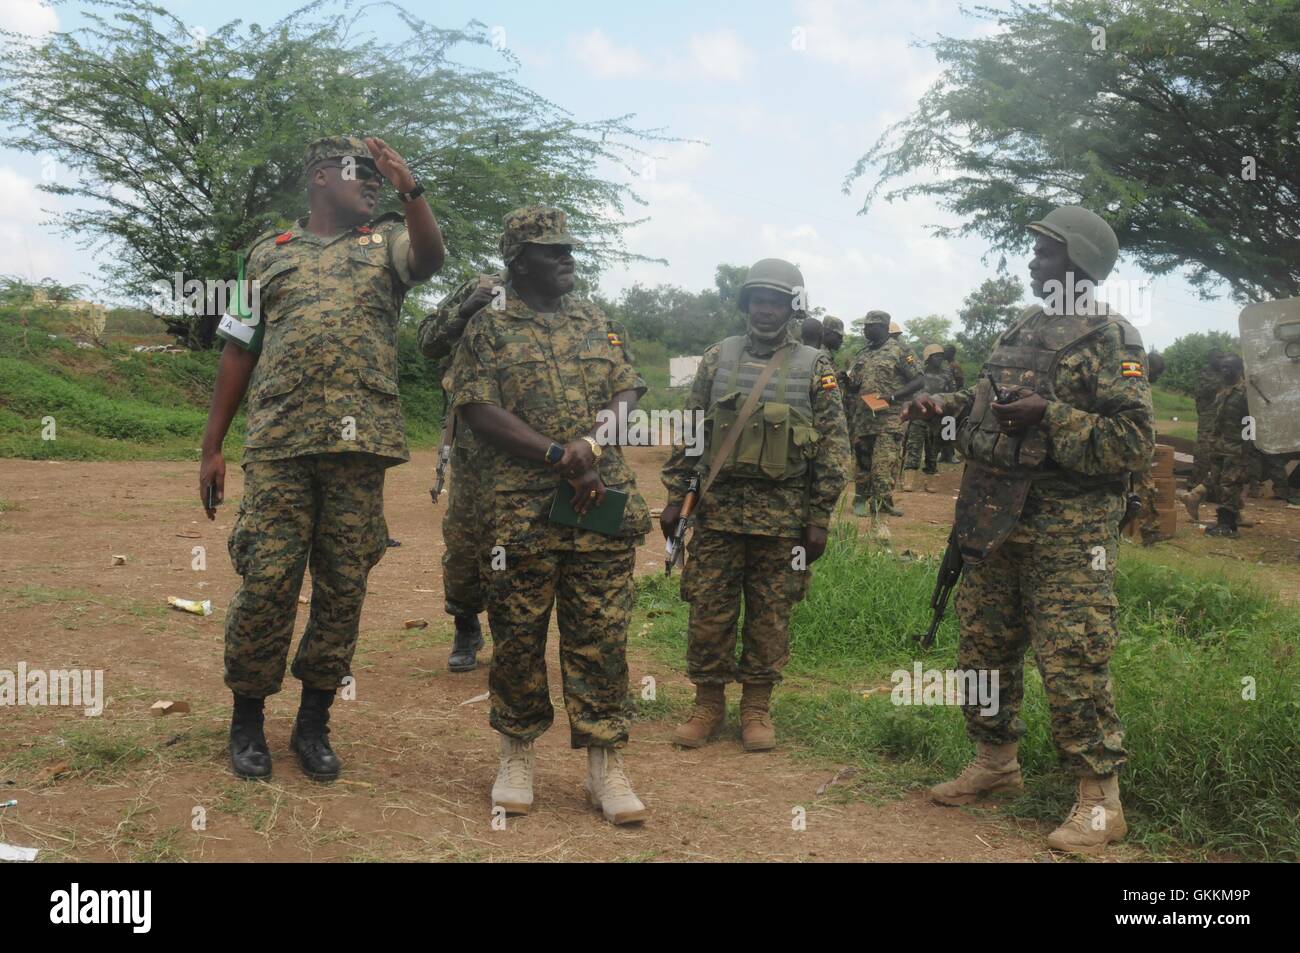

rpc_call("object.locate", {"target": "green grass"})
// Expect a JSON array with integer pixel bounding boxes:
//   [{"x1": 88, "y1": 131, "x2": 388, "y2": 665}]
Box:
[
  {"x1": 1151, "y1": 384, "x2": 1197, "y2": 442},
  {"x1": 632, "y1": 523, "x2": 1300, "y2": 860},
  {"x1": 0, "y1": 307, "x2": 446, "y2": 460}
]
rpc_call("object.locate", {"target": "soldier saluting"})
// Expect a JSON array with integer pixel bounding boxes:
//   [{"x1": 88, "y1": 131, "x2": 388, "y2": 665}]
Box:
[
  {"x1": 200, "y1": 135, "x2": 443, "y2": 782},
  {"x1": 903, "y1": 206, "x2": 1154, "y2": 854}
]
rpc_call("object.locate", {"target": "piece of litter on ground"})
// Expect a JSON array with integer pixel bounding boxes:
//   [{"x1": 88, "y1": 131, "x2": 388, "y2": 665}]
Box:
[
  {"x1": 167, "y1": 596, "x2": 212, "y2": 616},
  {"x1": 404, "y1": 619, "x2": 429, "y2": 630},
  {"x1": 150, "y1": 700, "x2": 191, "y2": 716},
  {"x1": 413, "y1": 588, "x2": 438, "y2": 593},
  {"x1": 111, "y1": 555, "x2": 127, "y2": 566},
  {"x1": 815, "y1": 766, "x2": 860, "y2": 796},
  {"x1": 298, "y1": 595, "x2": 309, "y2": 604},
  {"x1": 176, "y1": 530, "x2": 201, "y2": 539},
  {"x1": 35, "y1": 760, "x2": 70, "y2": 784},
  {"x1": 0, "y1": 799, "x2": 16, "y2": 809},
  {"x1": 0, "y1": 843, "x2": 38, "y2": 862},
  {"x1": 459, "y1": 691, "x2": 490, "y2": 706}
]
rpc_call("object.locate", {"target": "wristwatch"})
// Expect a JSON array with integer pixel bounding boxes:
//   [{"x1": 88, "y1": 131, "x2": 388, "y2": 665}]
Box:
[
  {"x1": 544, "y1": 442, "x2": 565, "y2": 466},
  {"x1": 581, "y1": 435, "x2": 603, "y2": 460},
  {"x1": 397, "y1": 181, "x2": 426, "y2": 203}
]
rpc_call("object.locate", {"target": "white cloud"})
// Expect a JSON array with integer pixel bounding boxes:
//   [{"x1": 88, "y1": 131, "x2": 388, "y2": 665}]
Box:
[
  {"x1": 0, "y1": 0, "x2": 58, "y2": 38},
  {"x1": 690, "y1": 30, "x2": 755, "y2": 82},
  {"x1": 570, "y1": 28, "x2": 756, "y2": 83},
  {"x1": 571, "y1": 29, "x2": 649, "y2": 78}
]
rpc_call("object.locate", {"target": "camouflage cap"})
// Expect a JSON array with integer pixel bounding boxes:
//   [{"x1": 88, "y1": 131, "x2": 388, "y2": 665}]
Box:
[
  {"x1": 303, "y1": 135, "x2": 372, "y2": 174},
  {"x1": 823, "y1": 316, "x2": 845, "y2": 333},
  {"x1": 863, "y1": 310, "x2": 891, "y2": 326},
  {"x1": 500, "y1": 205, "x2": 583, "y2": 264}
]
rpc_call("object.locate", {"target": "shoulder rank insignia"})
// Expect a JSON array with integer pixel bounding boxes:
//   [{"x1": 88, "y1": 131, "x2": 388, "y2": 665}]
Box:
[
  {"x1": 819, "y1": 373, "x2": 839, "y2": 391},
  {"x1": 607, "y1": 331, "x2": 623, "y2": 347},
  {"x1": 1121, "y1": 360, "x2": 1144, "y2": 378},
  {"x1": 274, "y1": 231, "x2": 294, "y2": 246}
]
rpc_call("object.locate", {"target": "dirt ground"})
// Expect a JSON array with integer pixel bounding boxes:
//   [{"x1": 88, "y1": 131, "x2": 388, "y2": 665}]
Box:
[{"x1": 0, "y1": 446, "x2": 1296, "y2": 862}]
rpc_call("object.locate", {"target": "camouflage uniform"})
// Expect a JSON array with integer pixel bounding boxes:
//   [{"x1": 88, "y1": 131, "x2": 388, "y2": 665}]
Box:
[
  {"x1": 933, "y1": 303, "x2": 1154, "y2": 777},
  {"x1": 448, "y1": 211, "x2": 649, "y2": 747},
  {"x1": 904, "y1": 363, "x2": 952, "y2": 475},
  {"x1": 1192, "y1": 364, "x2": 1222, "y2": 488},
  {"x1": 1203, "y1": 380, "x2": 1249, "y2": 519},
  {"x1": 662, "y1": 325, "x2": 850, "y2": 686},
  {"x1": 418, "y1": 277, "x2": 501, "y2": 618},
  {"x1": 1246, "y1": 444, "x2": 1293, "y2": 497},
  {"x1": 845, "y1": 328, "x2": 921, "y2": 508},
  {"x1": 217, "y1": 136, "x2": 424, "y2": 697}
]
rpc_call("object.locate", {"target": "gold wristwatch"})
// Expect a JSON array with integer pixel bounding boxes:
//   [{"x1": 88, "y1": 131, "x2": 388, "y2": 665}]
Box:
[{"x1": 581, "y1": 435, "x2": 603, "y2": 460}]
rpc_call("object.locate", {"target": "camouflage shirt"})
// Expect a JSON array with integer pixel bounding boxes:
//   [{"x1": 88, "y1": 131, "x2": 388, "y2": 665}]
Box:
[
  {"x1": 1194, "y1": 365, "x2": 1223, "y2": 417},
  {"x1": 218, "y1": 212, "x2": 422, "y2": 466},
  {"x1": 934, "y1": 306, "x2": 1155, "y2": 502},
  {"x1": 417, "y1": 274, "x2": 506, "y2": 453},
  {"x1": 1209, "y1": 380, "x2": 1249, "y2": 456},
  {"x1": 447, "y1": 286, "x2": 650, "y2": 553},
  {"x1": 662, "y1": 325, "x2": 851, "y2": 536},
  {"x1": 846, "y1": 337, "x2": 921, "y2": 436}
]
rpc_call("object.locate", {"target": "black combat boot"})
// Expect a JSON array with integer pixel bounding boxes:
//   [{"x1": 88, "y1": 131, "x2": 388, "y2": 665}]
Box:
[
  {"x1": 1206, "y1": 507, "x2": 1239, "y2": 538},
  {"x1": 448, "y1": 614, "x2": 485, "y2": 673},
  {"x1": 229, "y1": 693, "x2": 272, "y2": 780},
  {"x1": 290, "y1": 686, "x2": 341, "y2": 782}
]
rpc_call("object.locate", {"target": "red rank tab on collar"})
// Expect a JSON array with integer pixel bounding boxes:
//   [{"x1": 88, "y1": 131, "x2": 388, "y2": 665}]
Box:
[
  {"x1": 357, "y1": 226, "x2": 372, "y2": 234},
  {"x1": 274, "y1": 231, "x2": 294, "y2": 245}
]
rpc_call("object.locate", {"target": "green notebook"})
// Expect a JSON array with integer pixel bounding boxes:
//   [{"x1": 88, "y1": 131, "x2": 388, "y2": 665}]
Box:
[{"x1": 548, "y1": 484, "x2": 628, "y2": 536}]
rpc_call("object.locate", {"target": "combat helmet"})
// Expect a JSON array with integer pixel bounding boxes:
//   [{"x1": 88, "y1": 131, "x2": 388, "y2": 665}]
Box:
[
  {"x1": 738, "y1": 258, "x2": 805, "y2": 312},
  {"x1": 922, "y1": 343, "x2": 945, "y2": 360},
  {"x1": 1027, "y1": 206, "x2": 1119, "y2": 282}
]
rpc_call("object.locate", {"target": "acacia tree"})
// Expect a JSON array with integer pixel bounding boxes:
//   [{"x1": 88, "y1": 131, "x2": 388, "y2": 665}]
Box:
[
  {"x1": 845, "y1": 0, "x2": 1300, "y2": 304},
  {"x1": 0, "y1": 0, "x2": 674, "y2": 346},
  {"x1": 956, "y1": 274, "x2": 1025, "y2": 367}
]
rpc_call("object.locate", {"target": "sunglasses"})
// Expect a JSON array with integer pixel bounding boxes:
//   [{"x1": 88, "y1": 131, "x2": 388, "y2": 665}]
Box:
[{"x1": 317, "y1": 160, "x2": 384, "y2": 183}]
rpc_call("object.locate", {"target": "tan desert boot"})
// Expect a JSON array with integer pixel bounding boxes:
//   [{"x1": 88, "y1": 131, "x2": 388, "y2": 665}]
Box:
[
  {"x1": 1046, "y1": 774, "x2": 1127, "y2": 854},
  {"x1": 922, "y1": 474, "x2": 936, "y2": 493},
  {"x1": 901, "y1": 470, "x2": 916, "y2": 492},
  {"x1": 672, "y1": 683, "x2": 726, "y2": 748},
  {"x1": 1181, "y1": 483, "x2": 1206, "y2": 522},
  {"x1": 930, "y1": 741, "x2": 1024, "y2": 805},
  {"x1": 740, "y1": 683, "x2": 776, "y2": 751},
  {"x1": 586, "y1": 746, "x2": 647, "y2": 825},
  {"x1": 491, "y1": 734, "x2": 535, "y2": 815}
]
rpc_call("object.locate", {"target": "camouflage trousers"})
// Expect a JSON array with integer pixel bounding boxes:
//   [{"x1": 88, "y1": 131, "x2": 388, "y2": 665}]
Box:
[
  {"x1": 903, "y1": 419, "x2": 939, "y2": 474},
  {"x1": 483, "y1": 545, "x2": 635, "y2": 748},
  {"x1": 441, "y1": 443, "x2": 486, "y2": 617},
  {"x1": 954, "y1": 503, "x2": 1126, "y2": 777},
  {"x1": 853, "y1": 430, "x2": 903, "y2": 507},
  {"x1": 1193, "y1": 418, "x2": 1214, "y2": 488},
  {"x1": 1205, "y1": 450, "x2": 1248, "y2": 516},
  {"x1": 680, "y1": 527, "x2": 809, "y2": 685},
  {"x1": 225, "y1": 452, "x2": 388, "y2": 697}
]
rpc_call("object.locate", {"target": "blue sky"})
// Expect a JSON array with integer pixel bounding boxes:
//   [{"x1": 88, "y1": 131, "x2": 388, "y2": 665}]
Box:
[{"x1": 0, "y1": 0, "x2": 1242, "y2": 349}]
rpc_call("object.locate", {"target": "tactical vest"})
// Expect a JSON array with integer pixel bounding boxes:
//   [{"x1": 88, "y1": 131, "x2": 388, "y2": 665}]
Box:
[
  {"x1": 954, "y1": 306, "x2": 1142, "y2": 561},
  {"x1": 700, "y1": 336, "x2": 822, "y2": 480}
]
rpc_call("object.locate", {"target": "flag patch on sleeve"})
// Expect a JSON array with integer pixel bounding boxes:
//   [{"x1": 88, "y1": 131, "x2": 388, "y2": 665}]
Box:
[
  {"x1": 607, "y1": 332, "x2": 623, "y2": 347},
  {"x1": 819, "y1": 373, "x2": 839, "y2": 391},
  {"x1": 1121, "y1": 360, "x2": 1144, "y2": 378}
]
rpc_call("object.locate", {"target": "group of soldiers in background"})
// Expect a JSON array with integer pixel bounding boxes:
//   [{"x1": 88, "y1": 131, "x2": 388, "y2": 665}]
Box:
[
  {"x1": 199, "y1": 133, "x2": 1290, "y2": 854},
  {"x1": 1180, "y1": 350, "x2": 1300, "y2": 537}
]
